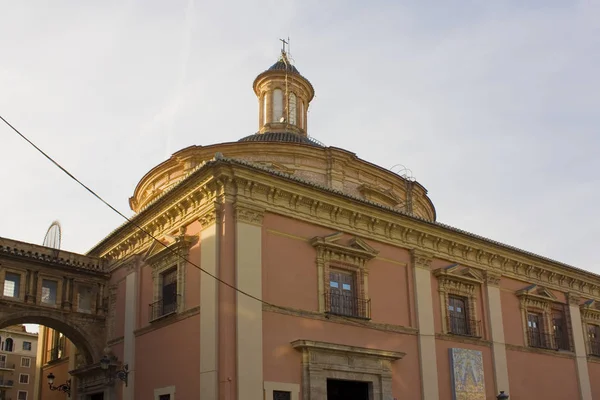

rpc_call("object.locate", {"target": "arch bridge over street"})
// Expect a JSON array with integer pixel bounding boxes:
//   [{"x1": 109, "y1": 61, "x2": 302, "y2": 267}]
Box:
[{"x1": 0, "y1": 236, "x2": 110, "y2": 376}]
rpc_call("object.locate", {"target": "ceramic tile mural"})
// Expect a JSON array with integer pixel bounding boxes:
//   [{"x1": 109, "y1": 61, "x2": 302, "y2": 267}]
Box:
[{"x1": 449, "y1": 348, "x2": 485, "y2": 400}]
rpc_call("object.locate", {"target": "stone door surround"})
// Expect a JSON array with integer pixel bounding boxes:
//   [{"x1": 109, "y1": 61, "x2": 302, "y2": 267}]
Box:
[{"x1": 291, "y1": 339, "x2": 405, "y2": 400}]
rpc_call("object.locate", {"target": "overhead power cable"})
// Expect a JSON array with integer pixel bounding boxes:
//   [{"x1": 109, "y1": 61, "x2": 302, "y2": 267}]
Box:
[{"x1": 0, "y1": 114, "x2": 382, "y2": 331}]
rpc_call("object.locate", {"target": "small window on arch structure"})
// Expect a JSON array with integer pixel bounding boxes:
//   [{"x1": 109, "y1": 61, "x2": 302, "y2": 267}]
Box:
[{"x1": 273, "y1": 390, "x2": 291, "y2": 400}]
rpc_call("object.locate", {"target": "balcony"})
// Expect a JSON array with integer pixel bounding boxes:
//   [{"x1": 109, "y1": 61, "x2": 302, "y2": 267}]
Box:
[
  {"x1": 0, "y1": 362, "x2": 14, "y2": 371},
  {"x1": 0, "y1": 380, "x2": 13, "y2": 388},
  {"x1": 527, "y1": 329, "x2": 555, "y2": 350},
  {"x1": 149, "y1": 295, "x2": 181, "y2": 322},
  {"x1": 324, "y1": 291, "x2": 371, "y2": 320},
  {"x1": 447, "y1": 315, "x2": 482, "y2": 338},
  {"x1": 588, "y1": 339, "x2": 600, "y2": 357}
]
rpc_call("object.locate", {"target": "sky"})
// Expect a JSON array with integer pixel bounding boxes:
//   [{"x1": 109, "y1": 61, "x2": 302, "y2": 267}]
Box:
[{"x1": 0, "y1": 0, "x2": 599, "y2": 279}]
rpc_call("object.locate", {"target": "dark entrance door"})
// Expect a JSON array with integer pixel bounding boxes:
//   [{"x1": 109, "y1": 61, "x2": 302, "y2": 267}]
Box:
[
  {"x1": 90, "y1": 393, "x2": 104, "y2": 400},
  {"x1": 327, "y1": 379, "x2": 369, "y2": 400}
]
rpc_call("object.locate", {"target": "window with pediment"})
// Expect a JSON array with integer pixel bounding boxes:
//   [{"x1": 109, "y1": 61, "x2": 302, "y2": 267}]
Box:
[
  {"x1": 433, "y1": 264, "x2": 483, "y2": 338},
  {"x1": 580, "y1": 300, "x2": 600, "y2": 357},
  {"x1": 310, "y1": 233, "x2": 378, "y2": 320},
  {"x1": 146, "y1": 235, "x2": 194, "y2": 322},
  {"x1": 516, "y1": 285, "x2": 572, "y2": 351}
]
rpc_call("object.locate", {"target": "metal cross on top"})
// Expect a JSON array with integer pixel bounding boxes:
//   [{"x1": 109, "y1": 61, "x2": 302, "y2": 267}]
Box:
[{"x1": 280, "y1": 38, "x2": 289, "y2": 53}]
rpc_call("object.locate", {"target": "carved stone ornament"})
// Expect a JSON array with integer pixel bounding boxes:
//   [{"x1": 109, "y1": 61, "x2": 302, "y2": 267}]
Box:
[
  {"x1": 484, "y1": 271, "x2": 502, "y2": 287},
  {"x1": 580, "y1": 299, "x2": 600, "y2": 323},
  {"x1": 411, "y1": 249, "x2": 433, "y2": 270},
  {"x1": 516, "y1": 284, "x2": 557, "y2": 311},
  {"x1": 234, "y1": 202, "x2": 265, "y2": 226}
]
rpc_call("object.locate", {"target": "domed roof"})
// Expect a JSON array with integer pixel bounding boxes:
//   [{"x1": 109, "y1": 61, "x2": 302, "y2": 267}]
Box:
[
  {"x1": 238, "y1": 132, "x2": 324, "y2": 147},
  {"x1": 268, "y1": 60, "x2": 301, "y2": 75}
]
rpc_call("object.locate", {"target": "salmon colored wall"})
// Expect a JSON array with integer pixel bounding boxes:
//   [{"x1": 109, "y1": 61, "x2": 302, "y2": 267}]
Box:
[
  {"x1": 262, "y1": 312, "x2": 421, "y2": 400},
  {"x1": 507, "y1": 349, "x2": 579, "y2": 399},
  {"x1": 435, "y1": 340, "x2": 495, "y2": 399},
  {"x1": 134, "y1": 314, "x2": 200, "y2": 400},
  {"x1": 40, "y1": 360, "x2": 70, "y2": 400},
  {"x1": 262, "y1": 214, "x2": 414, "y2": 327},
  {"x1": 499, "y1": 278, "x2": 525, "y2": 347},
  {"x1": 138, "y1": 264, "x2": 153, "y2": 327},
  {"x1": 588, "y1": 362, "x2": 600, "y2": 399}
]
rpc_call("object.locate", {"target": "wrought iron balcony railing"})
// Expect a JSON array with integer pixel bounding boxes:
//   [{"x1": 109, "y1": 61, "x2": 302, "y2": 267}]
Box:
[
  {"x1": 149, "y1": 295, "x2": 181, "y2": 321},
  {"x1": 0, "y1": 362, "x2": 15, "y2": 370},
  {"x1": 0, "y1": 380, "x2": 13, "y2": 388},
  {"x1": 527, "y1": 329, "x2": 555, "y2": 350},
  {"x1": 447, "y1": 315, "x2": 482, "y2": 338},
  {"x1": 588, "y1": 338, "x2": 600, "y2": 357},
  {"x1": 325, "y1": 291, "x2": 371, "y2": 320},
  {"x1": 554, "y1": 328, "x2": 572, "y2": 351}
]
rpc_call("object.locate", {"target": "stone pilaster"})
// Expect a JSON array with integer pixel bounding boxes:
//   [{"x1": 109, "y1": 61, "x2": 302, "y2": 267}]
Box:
[
  {"x1": 567, "y1": 293, "x2": 593, "y2": 400},
  {"x1": 483, "y1": 271, "x2": 510, "y2": 396},
  {"x1": 411, "y1": 249, "x2": 439, "y2": 400}
]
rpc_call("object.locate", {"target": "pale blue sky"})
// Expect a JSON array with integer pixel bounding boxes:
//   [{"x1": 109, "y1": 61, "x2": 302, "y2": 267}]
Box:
[{"x1": 1, "y1": 1, "x2": 598, "y2": 275}]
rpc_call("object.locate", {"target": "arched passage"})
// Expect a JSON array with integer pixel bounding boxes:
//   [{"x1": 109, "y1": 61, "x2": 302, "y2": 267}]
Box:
[{"x1": 0, "y1": 312, "x2": 102, "y2": 365}]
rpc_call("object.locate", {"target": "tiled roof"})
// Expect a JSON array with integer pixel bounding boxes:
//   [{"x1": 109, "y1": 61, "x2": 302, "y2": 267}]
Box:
[
  {"x1": 238, "y1": 132, "x2": 324, "y2": 147},
  {"x1": 268, "y1": 60, "x2": 301, "y2": 75}
]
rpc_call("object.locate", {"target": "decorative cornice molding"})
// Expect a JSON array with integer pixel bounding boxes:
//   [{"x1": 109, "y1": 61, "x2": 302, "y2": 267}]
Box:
[
  {"x1": 310, "y1": 232, "x2": 378, "y2": 265},
  {"x1": 580, "y1": 300, "x2": 600, "y2": 323},
  {"x1": 567, "y1": 292, "x2": 582, "y2": 306},
  {"x1": 92, "y1": 159, "x2": 600, "y2": 304},
  {"x1": 484, "y1": 271, "x2": 502, "y2": 287},
  {"x1": 233, "y1": 202, "x2": 265, "y2": 226},
  {"x1": 411, "y1": 249, "x2": 433, "y2": 271},
  {"x1": 291, "y1": 339, "x2": 405, "y2": 361}
]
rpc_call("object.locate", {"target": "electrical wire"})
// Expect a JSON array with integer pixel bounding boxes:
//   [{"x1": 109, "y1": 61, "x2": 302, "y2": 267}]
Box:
[{"x1": 0, "y1": 114, "x2": 385, "y2": 331}]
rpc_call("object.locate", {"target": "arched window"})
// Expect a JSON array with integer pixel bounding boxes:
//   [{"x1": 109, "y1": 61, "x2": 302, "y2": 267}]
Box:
[
  {"x1": 5, "y1": 338, "x2": 13, "y2": 352},
  {"x1": 262, "y1": 94, "x2": 268, "y2": 125},
  {"x1": 273, "y1": 89, "x2": 283, "y2": 122},
  {"x1": 289, "y1": 93, "x2": 297, "y2": 125}
]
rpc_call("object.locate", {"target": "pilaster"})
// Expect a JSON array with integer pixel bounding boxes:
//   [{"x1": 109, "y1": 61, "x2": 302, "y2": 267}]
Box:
[
  {"x1": 200, "y1": 208, "x2": 220, "y2": 400},
  {"x1": 234, "y1": 202, "x2": 264, "y2": 400},
  {"x1": 567, "y1": 293, "x2": 593, "y2": 400},
  {"x1": 411, "y1": 249, "x2": 439, "y2": 400},
  {"x1": 483, "y1": 271, "x2": 510, "y2": 395},
  {"x1": 122, "y1": 264, "x2": 138, "y2": 400}
]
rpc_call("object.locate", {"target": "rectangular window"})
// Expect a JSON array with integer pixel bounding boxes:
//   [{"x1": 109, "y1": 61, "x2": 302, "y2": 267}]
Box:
[
  {"x1": 77, "y1": 285, "x2": 93, "y2": 312},
  {"x1": 22, "y1": 342, "x2": 31, "y2": 351},
  {"x1": 41, "y1": 280, "x2": 58, "y2": 305},
  {"x1": 552, "y1": 309, "x2": 570, "y2": 351},
  {"x1": 588, "y1": 324, "x2": 600, "y2": 356},
  {"x1": 328, "y1": 270, "x2": 359, "y2": 317},
  {"x1": 17, "y1": 391, "x2": 27, "y2": 400},
  {"x1": 21, "y1": 357, "x2": 31, "y2": 368},
  {"x1": 273, "y1": 391, "x2": 291, "y2": 400},
  {"x1": 3, "y1": 273, "x2": 20, "y2": 298},
  {"x1": 19, "y1": 374, "x2": 29, "y2": 384},
  {"x1": 0, "y1": 355, "x2": 7, "y2": 369},
  {"x1": 448, "y1": 295, "x2": 470, "y2": 336},
  {"x1": 161, "y1": 268, "x2": 178, "y2": 315},
  {"x1": 527, "y1": 312, "x2": 552, "y2": 349}
]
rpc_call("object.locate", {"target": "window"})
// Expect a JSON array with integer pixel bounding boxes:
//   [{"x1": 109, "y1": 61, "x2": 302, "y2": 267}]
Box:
[
  {"x1": 20, "y1": 358, "x2": 31, "y2": 368},
  {"x1": 517, "y1": 285, "x2": 570, "y2": 351},
  {"x1": 273, "y1": 89, "x2": 283, "y2": 122},
  {"x1": 4, "y1": 338, "x2": 13, "y2": 352},
  {"x1": 17, "y1": 391, "x2": 27, "y2": 400},
  {"x1": 588, "y1": 325, "x2": 600, "y2": 356},
  {"x1": 3, "y1": 273, "x2": 20, "y2": 298},
  {"x1": 19, "y1": 374, "x2": 29, "y2": 384},
  {"x1": 41, "y1": 279, "x2": 58, "y2": 304},
  {"x1": 434, "y1": 264, "x2": 483, "y2": 337},
  {"x1": 311, "y1": 233, "x2": 376, "y2": 320},
  {"x1": 263, "y1": 94, "x2": 268, "y2": 125},
  {"x1": 22, "y1": 342, "x2": 31, "y2": 351},
  {"x1": 273, "y1": 391, "x2": 291, "y2": 400},
  {"x1": 159, "y1": 396, "x2": 170, "y2": 400},
  {"x1": 288, "y1": 93, "x2": 297, "y2": 125},
  {"x1": 77, "y1": 284, "x2": 93, "y2": 312},
  {"x1": 0, "y1": 355, "x2": 7, "y2": 368}
]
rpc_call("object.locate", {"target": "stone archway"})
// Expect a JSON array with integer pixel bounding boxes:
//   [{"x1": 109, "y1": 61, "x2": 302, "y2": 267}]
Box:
[{"x1": 0, "y1": 311, "x2": 105, "y2": 365}]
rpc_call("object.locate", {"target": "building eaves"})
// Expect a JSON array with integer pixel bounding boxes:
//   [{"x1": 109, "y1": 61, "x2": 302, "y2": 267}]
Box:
[{"x1": 87, "y1": 153, "x2": 597, "y2": 282}]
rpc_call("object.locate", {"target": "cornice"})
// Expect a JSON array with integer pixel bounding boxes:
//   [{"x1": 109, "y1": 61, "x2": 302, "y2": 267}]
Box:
[{"x1": 91, "y1": 156, "x2": 600, "y2": 303}]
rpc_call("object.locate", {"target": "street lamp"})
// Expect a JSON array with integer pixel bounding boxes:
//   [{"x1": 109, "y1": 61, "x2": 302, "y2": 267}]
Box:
[
  {"x1": 47, "y1": 372, "x2": 71, "y2": 396},
  {"x1": 497, "y1": 391, "x2": 509, "y2": 400},
  {"x1": 100, "y1": 355, "x2": 129, "y2": 387}
]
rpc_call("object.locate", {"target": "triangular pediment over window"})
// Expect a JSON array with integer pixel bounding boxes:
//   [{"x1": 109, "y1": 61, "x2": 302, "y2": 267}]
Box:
[
  {"x1": 516, "y1": 284, "x2": 557, "y2": 301},
  {"x1": 433, "y1": 263, "x2": 483, "y2": 284},
  {"x1": 310, "y1": 232, "x2": 378, "y2": 261}
]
